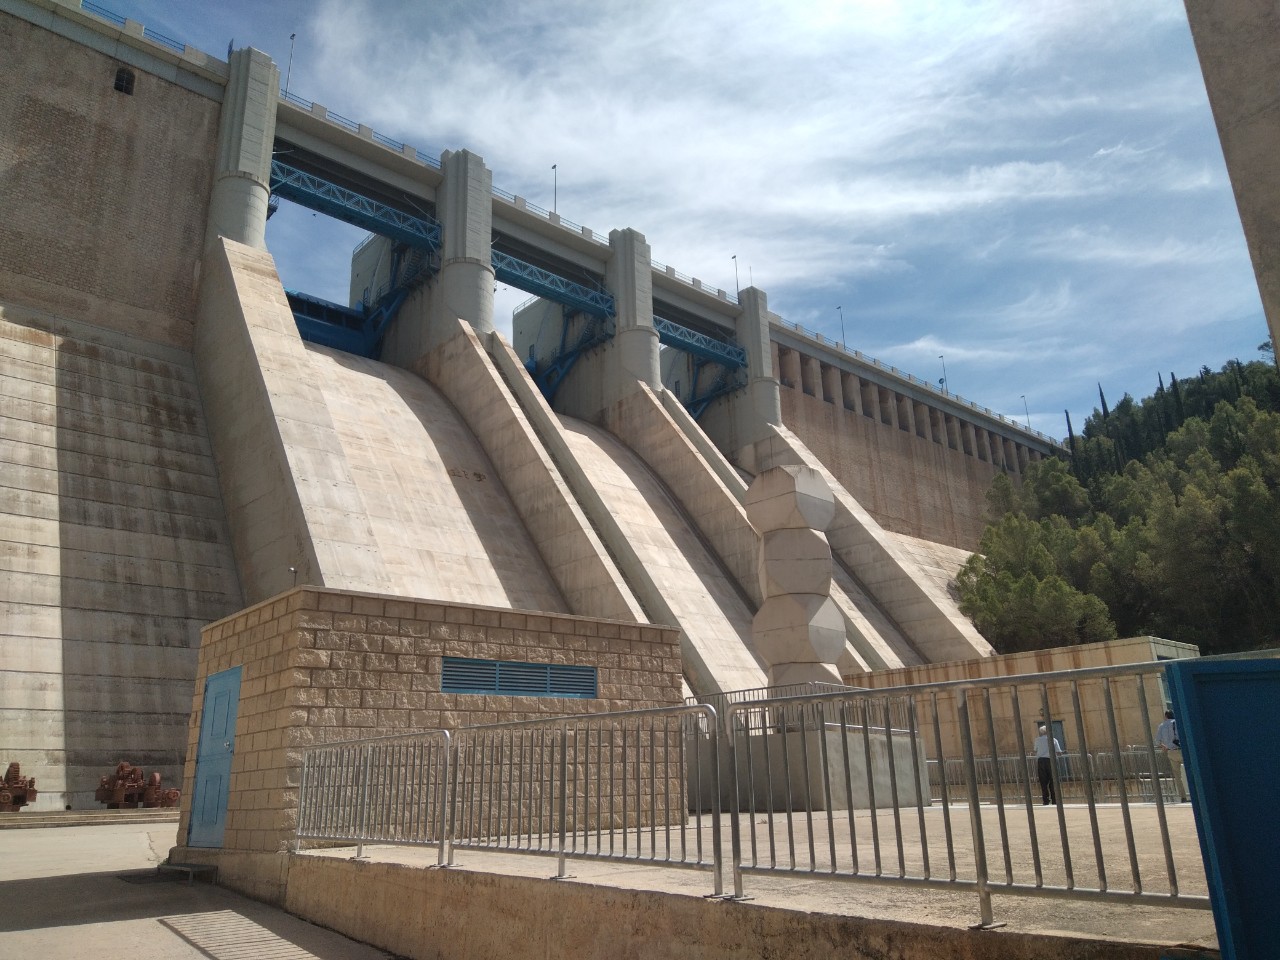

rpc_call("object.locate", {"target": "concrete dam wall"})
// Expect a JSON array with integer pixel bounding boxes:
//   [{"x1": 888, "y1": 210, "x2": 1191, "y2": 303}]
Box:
[{"x1": 0, "y1": 0, "x2": 1043, "y2": 810}]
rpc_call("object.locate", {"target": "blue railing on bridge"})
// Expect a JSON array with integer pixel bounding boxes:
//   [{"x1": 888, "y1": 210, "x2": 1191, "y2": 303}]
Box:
[
  {"x1": 491, "y1": 250, "x2": 614, "y2": 319},
  {"x1": 81, "y1": 2, "x2": 126, "y2": 27},
  {"x1": 269, "y1": 160, "x2": 442, "y2": 253},
  {"x1": 653, "y1": 316, "x2": 746, "y2": 369}
]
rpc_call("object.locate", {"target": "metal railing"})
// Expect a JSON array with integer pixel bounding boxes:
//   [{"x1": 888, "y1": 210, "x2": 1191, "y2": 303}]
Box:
[
  {"x1": 686, "y1": 681, "x2": 911, "y2": 732},
  {"x1": 720, "y1": 663, "x2": 1208, "y2": 925},
  {"x1": 296, "y1": 660, "x2": 1212, "y2": 926},
  {"x1": 297, "y1": 704, "x2": 723, "y2": 891}
]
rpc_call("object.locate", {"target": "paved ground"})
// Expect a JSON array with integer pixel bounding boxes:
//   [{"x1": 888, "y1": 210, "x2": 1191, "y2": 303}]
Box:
[
  {"x1": 312, "y1": 800, "x2": 1220, "y2": 953},
  {"x1": 0, "y1": 822, "x2": 394, "y2": 960},
  {"x1": 0, "y1": 805, "x2": 1221, "y2": 958}
]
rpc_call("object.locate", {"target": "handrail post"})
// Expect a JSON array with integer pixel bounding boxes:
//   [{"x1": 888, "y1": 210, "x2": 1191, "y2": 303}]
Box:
[
  {"x1": 438, "y1": 732, "x2": 451, "y2": 867},
  {"x1": 957, "y1": 690, "x2": 999, "y2": 928},
  {"x1": 356, "y1": 746, "x2": 372, "y2": 859},
  {"x1": 293, "y1": 750, "x2": 308, "y2": 854},
  {"x1": 556, "y1": 723, "x2": 569, "y2": 878},
  {"x1": 706, "y1": 706, "x2": 724, "y2": 897},
  {"x1": 726, "y1": 705, "x2": 744, "y2": 898}
]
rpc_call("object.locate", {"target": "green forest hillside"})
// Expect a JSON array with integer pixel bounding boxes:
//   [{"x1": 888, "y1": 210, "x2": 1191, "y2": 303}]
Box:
[{"x1": 957, "y1": 357, "x2": 1280, "y2": 656}]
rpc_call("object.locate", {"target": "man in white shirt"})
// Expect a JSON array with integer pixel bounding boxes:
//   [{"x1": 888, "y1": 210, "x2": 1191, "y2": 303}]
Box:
[
  {"x1": 1155, "y1": 710, "x2": 1188, "y2": 802},
  {"x1": 1034, "y1": 725, "x2": 1063, "y2": 806}
]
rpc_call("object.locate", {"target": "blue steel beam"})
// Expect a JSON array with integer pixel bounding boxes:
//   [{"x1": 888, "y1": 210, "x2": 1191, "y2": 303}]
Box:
[
  {"x1": 270, "y1": 160, "x2": 441, "y2": 252},
  {"x1": 285, "y1": 289, "x2": 372, "y2": 356},
  {"x1": 653, "y1": 315, "x2": 747, "y2": 369},
  {"x1": 491, "y1": 250, "x2": 614, "y2": 319},
  {"x1": 687, "y1": 368, "x2": 746, "y2": 420},
  {"x1": 531, "y1": 315, "x2": 614, "y2": 402}
]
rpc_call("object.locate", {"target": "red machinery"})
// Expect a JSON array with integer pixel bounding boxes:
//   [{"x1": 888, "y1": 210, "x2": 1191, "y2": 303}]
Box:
[
  {"x1": 95, "y1": 762, "x2": 180, "y2": 809},
  {"x1": 0, "y1": 763, "x2": 37, "y2": 812}
]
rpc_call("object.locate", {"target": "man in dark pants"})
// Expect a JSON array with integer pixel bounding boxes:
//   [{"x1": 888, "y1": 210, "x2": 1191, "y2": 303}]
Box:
[{"x1": 1034, "y1": 724, "x2": 1063, "y2": 805}]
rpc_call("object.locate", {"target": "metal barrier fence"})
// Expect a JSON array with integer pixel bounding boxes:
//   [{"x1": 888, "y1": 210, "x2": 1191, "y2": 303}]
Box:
[
  {"x1": 929, "y1": 748, "x2": 1182, "y2": 804},
  {"x1": 297, "y1": 704, "x2": 723, "y2": 891},
  {"x1": 722, "y1": 662, "x2": 1207, "y2": 925},
  {"x1": 296, "y1": 660, "x2": 1209, "y2": 925}
]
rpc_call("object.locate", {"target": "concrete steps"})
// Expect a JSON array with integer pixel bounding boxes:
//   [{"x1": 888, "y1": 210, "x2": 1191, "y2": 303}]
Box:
[{"x1": 0, "y1": 808, "x2": 180, "y2": 830}]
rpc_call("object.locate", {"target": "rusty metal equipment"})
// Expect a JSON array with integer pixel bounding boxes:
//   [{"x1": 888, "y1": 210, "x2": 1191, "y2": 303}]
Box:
[
  {"x1": 94, "y1": 762, "x2": 180, "y2": 809},
  {"x1": 0, "y1": 762, "x2": 38, "y2": 812}
]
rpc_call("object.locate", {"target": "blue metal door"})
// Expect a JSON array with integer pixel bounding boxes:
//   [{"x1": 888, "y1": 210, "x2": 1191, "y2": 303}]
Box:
[
  {"x1": 1167, "y1": 657, "x2": 1280, "y2": 960},
  {"x1": 187, "y1": 666, "x2": 242, "y2": 848}
]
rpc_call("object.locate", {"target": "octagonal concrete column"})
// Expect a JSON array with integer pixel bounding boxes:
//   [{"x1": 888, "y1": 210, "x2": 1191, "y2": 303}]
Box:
[
  {"x1": 438, "y1": 149, "x2": 496, "y2": 336},
  {"x1": 605, "y1": 228, "x2": 659, "y2": 406},
  {"x1": 735, "y1": 286, "x2": 782, "y2": 447},
  {"x1": 745, "y1": 465, "x2": 844, "y2": 687},
  {"x1": 206, "y1": 48, "x2": 279, "y2": 251}
]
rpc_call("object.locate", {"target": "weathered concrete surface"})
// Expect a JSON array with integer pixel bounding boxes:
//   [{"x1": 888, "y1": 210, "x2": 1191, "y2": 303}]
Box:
[
  {"x1": 421, "y1": 321, "x2": 646, "y2": 621},
  {"x1": 197, "y1": 239, "x2": 571, "y2": 612},
  {"x1": 306, "y1": 344, "x2": 568, "y2": 613},
  {"x1": 656, "y1": 386, "x2": 923, "y2": 675},
  {"x1": 286, "y1": 822, "x2": 1218, "y2": 960},
  {"x1": 0, "y1": 823, "x2": 393, "y2": 960},
  {"x1": 0, "y1": 12, "x2": 219, "y2": 349},
  {"x1": 1183, "y1": 0, "x2": 1280, "y2": 356},
  {"x1": 559, "y1": 417, "x2": 767, "y2": 696},
  {"x1": 0, "y1": 303, "x2": 244, "y2": 810}
]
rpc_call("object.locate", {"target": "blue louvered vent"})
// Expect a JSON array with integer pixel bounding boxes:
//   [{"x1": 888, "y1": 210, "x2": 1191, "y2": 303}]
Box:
[{"x1": 441, "y1": 657, "x2": 597, "y2": 699}]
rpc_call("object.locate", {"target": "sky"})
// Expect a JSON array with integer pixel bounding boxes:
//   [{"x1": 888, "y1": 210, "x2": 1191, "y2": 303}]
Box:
[{"x1": 102, "y1": 0, "x2": 1267, "y2": 440}]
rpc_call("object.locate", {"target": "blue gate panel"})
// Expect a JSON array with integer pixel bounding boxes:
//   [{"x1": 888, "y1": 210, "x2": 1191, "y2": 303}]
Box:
[{"x1": 1167, "y1": 657, "x2": 1280, "y2": 960}]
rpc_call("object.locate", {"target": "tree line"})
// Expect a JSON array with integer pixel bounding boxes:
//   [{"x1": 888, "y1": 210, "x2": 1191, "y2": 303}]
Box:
[{"x1": 956, "y1": 356, "x2": 1280, "y2": 656}]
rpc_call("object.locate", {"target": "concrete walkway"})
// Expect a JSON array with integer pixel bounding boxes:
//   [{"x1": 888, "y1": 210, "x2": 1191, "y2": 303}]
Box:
[
  {"x1": 0, "y1": 822, "x2": 393, "y2": 960},
  {"x1": 309, "y1": 801, "x2": 1221, "y2": 956},
  {"x1": 0, "y1": 809, "x2": 1221, "y2": 959}
]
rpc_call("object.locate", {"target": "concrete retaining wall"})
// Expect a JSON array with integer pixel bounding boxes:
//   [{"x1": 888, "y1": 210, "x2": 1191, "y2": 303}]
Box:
[{"x1": 274, "y1": 854, "x2": 1174, "y2": 960}]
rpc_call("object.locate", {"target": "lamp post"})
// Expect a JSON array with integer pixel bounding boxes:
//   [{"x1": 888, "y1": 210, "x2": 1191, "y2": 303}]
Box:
[
  {"x1": 1021, "y1": 395, "x2": 1031, "y2": 430},
  {"x1": 731, "y1": 255, "x2": 739, "y2": 295},
  {"x1": 284, "y1": 33, "x2": 296, "y2": 98},
  {"x1": 939, "y1": 354, "x2": 948, "y2": 393},
  {"x1": 837, "y1": 305, "x2": 846, "y2": 349},
  {"x1": 552, "y1": 164, "x2": 557, "y2": 213}
]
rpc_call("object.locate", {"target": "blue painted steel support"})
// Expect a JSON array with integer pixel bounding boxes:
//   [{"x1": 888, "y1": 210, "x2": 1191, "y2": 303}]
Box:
[
  {"x1": 492, "y1": 250, "x2": 614, "y2": 319},
  {"x1": 688, "y1": 368, "x2": 746, "y2": 420},
  {"x1": 269, "y1": 160, "x2": 441, "y2": 253},
  {"x1": 285, "y1": 240, "x2": 435, "y2": 359},
  {"x1": 531, "y1": 314, "x2": 614, "y2": 402},
  {"x1": 285, "y1": 290, "x2": 371, "y2": 356},
  {"x1": 653, "y1": 315, "x2": 747, "y2": 369}
]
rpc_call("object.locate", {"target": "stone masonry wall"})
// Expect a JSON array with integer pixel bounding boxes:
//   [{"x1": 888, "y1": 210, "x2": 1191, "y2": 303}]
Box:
[
  {"x1": 174, "y1": 587, "x2": 682, "y2": 861},
  {"x1": 844, "y1": 636, "x2": 1200, "y2": 760},
  {"x1": 0, "y1": 12, "x2": 219, "y2": 349}
]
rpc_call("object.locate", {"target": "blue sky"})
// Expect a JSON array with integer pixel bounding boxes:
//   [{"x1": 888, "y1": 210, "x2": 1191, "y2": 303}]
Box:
[{"x1": 103, "y1": 0, "x2": 1266, "y2": 439}]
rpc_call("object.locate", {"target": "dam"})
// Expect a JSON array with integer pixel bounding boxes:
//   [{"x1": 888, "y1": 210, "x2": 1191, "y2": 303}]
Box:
[{"x1": 0, "y1": 0, "x2": 1059, "y2": 811}]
